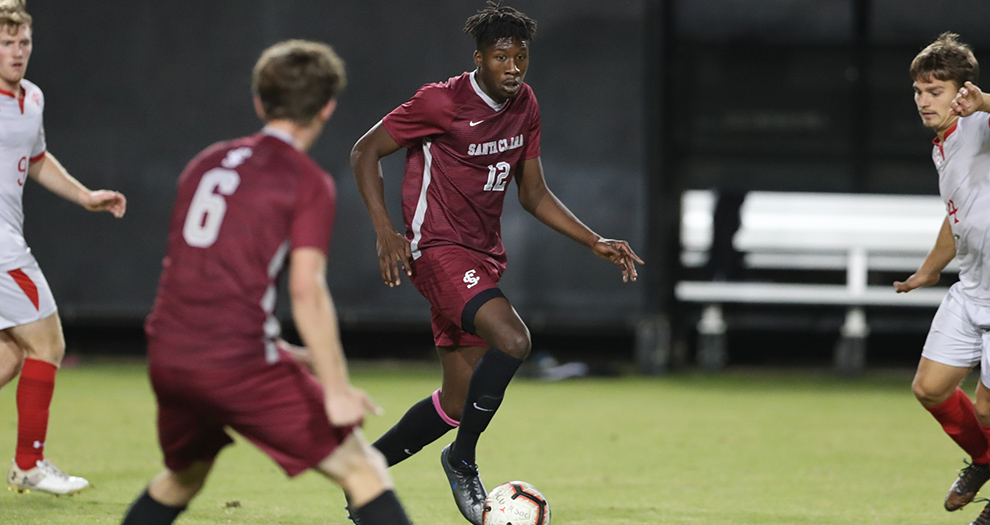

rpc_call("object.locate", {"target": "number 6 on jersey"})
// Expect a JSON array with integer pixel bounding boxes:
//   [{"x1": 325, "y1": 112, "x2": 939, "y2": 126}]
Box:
[{"x1": 182, "y1": 168, "x2": 240, "y2": 247}]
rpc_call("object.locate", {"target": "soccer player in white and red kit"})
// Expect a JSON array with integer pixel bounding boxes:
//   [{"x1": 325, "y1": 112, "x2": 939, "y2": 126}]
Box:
[
  {"x1": 895, "y1": 33, "x2": 990, "y2": 525},
  {"x1": 120, "y1": 41, "x2": 413, "y2": 525},
  {"x1": 0, "y1": 1, "x2": 125, "y2": 496},
  {"x1": 351, "y1": 3, "x2": 642, "y2": 524}
]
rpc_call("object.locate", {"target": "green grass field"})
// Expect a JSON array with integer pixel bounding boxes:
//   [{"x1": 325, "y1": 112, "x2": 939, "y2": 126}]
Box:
[{"x1": 0, "y1": 359, "x2": 983, "y2": 524}]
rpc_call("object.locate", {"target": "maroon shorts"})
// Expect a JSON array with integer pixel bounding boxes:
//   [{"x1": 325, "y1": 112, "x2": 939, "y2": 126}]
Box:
[
  {"x1": 149, "y1": 351, "x2": 353, "y2": 477},
  {"x1": 409, "y1": 245, "x2": 505, "y2": 347}
]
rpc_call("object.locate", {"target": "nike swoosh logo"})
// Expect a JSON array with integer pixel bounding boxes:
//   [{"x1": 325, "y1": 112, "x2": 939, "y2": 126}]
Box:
[
  {"x1": 16, "y1": 178, "x2": 23, "y2": 186},
  {"x1": 472, "y1": 402, "x2": 495, "y2": 412},
  {"x1": 469, "y1": 120, "x2": 484, "y2": 126}
]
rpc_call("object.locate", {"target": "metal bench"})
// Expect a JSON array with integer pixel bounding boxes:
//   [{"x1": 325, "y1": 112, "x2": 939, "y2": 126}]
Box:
[{"x1": 676, "y1": 189, "x2": 955, "y2": 374}]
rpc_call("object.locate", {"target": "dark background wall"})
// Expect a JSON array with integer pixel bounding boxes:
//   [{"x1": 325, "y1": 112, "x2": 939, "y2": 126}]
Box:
[
  {"x1": 15, "y1": 0, "x2": 990, "y2": 364},
  {"x1": 21, "y1": 0, "x2": 645, "y2": 333}
]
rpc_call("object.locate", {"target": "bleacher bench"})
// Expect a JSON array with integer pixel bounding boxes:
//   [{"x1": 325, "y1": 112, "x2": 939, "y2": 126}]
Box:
[{"x1": 676, "y1": 190, "x2": 956, "y2": 374}]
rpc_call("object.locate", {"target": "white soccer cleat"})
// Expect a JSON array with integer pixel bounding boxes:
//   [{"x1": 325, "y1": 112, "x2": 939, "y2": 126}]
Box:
[{"x1": 7, "y1": 459, "x2": 89, "y2": 496}]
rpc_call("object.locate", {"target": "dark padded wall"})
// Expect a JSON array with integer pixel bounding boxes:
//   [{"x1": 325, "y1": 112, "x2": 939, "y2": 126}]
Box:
[{"x1": 20, "y1": 0, "x2": 645, "y2": 327}]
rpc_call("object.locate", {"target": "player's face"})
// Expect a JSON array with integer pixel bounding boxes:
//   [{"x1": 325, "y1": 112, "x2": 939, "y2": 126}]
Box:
[
  {"x1": 0, "y1": 24, "x2": 31, "y2": 92},
  {"x1": 474, "y1": 37, "x2": 529, "y2": 103},
  {"x1": 913, "y1": 77, "x2": 959, "y2": 133}
]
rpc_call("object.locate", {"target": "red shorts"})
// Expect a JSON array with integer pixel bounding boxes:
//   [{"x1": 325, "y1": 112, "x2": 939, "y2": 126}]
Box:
[
  {"x1": 149, "y1": 351, "x2": 353, "y2": 477},
  {"x1": 409, "y1": 245, "x2": 505, "y2": 347}
]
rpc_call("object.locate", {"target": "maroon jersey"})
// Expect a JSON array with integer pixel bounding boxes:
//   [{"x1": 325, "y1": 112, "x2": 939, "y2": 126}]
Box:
[
  {"x1": 146, "y1": 130, "x2": 336, "y2": 369},
  {"x1": 382, "y1": 70, "x2": 541, "y2": 268}
]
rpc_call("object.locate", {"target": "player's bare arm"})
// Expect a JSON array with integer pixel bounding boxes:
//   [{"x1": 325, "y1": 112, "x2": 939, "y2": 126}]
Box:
[
  {"x1": 894, "y1": 216, "x2": 956, "y2": 293},
  {"x1": 951, "y1": 81, "x2": 990, "y2": 117},
  {"x1": 288, "y1": 247, "x2": 380, "y2": 426},
  {"x1": 351, "y1": 121, "x2": 411, "y2": 287},
  {"x1": 27, "y1": 152, "x2": 126, "y2": 218},
  {"x1": 515, "y1": 156, "x2": 644, "y2": 282}
]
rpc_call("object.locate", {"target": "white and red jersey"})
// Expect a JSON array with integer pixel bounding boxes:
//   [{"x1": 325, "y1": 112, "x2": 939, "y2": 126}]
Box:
[
  {"x1": 932, "y1": 112, "x2": 990, "y2": 304},
  {"x1": 382, "y1": 70, "x2": 541, "y2": 269},
  {"x1": 0, "y1": 79, "x2": 45, "y2": 272},
  {"x1": 145, "y1": 129, "x2": 337, "y2": 369}
]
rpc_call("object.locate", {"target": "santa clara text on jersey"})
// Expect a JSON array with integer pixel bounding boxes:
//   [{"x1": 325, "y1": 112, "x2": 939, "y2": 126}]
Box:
[{"x1": 466, "y1": 134, "x2": 525, "y2": 156}]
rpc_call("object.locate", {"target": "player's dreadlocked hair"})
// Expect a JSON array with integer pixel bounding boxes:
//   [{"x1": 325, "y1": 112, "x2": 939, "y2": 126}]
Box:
[
  {"x1": 463, "y1": 1, "x2": 537, "y2": 51},
  {"x1": 911, "y1": 32, "x2": 979, "y2": 87},
  {"x1": 0, "y1": 0, "x2": 31, "y2": 32}
]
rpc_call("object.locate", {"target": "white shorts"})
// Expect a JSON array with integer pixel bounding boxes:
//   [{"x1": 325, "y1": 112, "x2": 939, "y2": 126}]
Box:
[{"x1": 0, "y1": 259, "x2": 57, "y2": 330}]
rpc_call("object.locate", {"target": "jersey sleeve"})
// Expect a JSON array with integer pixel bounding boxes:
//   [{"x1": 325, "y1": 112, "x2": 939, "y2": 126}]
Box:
[
  {"x1": 966, "y1": 111, "x2": 990, "y2": 144},
  {"x1": 291, "y1": 169, "x2": 337, "y2": 256},
  {"x1": 382, "y1": 83, "x2": 456, "y2": 148},
  {"x1": 31, "y1": 92, "x2": 46, "y2": 160},
  {"x1": 524, "y1": 91, "x2": 541, "y2": 160}
]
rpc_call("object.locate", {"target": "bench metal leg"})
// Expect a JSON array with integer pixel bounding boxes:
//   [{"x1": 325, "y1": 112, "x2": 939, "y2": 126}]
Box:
[
  {"x1": 697, "y1": 304, "x2": 728, "y2": 372},
  {"x1": 834, "y1": 306, "x2": 869, "y2": 376}
]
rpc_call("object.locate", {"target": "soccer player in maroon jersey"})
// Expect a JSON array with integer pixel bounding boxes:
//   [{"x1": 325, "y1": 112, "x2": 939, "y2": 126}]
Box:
[
  {"x1": 351, "y1": 3, "x2": 642, "y2": 524},
  {"x1": 119, "y1": 41, "x2": 413, "y2": 525}
]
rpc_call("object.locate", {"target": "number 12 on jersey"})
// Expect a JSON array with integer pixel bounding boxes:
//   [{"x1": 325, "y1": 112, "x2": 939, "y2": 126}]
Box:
[
  {"x1": 182, "y1": 168, "x2": 241, "y2": 248},
  {"x1": 484, "y1": 162, "x2": 511, "y2": 192}
]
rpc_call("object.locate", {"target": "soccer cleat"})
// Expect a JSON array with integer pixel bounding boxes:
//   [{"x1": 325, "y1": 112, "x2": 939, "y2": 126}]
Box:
[
  {"x1": 440, "y1": 443, "x2": 487, "y2": 525},
  {"x1": 947, "y1": 460, "x2": 990, "y2": 511},
  {"x1": 970, "y1": 499, "x2": 990, "y2": 525},
  {"x1": 7, "y1": 459, "x2": 89, "y2": 496}
]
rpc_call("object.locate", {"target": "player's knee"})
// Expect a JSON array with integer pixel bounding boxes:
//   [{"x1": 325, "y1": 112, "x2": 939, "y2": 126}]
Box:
[
  {"x1": 911, "y1": 376, "x2": 953, "y2": 407},
  {"x1": 498, "y1": 331, "x2": 531, "y2": 360},
  {"x1": 976, "y1": 399, "x2": 990, "y2": 427}
]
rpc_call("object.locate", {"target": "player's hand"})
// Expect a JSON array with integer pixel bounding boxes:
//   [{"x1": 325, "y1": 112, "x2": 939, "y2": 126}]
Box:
[
  {"x1": 592, "y1": 238, "x2": 645, "y2": 283},
  {"x1": 324, "y1": 386, "x2": 383, "y2": 427},
  {"x1": 82, "y1": 189, "x2": 126, "y2": 218},
  {"x1": 893, "y1": 271, "x2": 939, "y2": 293},
  {"x1": 951, "y1": 81, "x2": 985, "y2": 117},
  {"x1": 376, "y1": 229, "x2": 413, "y2": 287}
]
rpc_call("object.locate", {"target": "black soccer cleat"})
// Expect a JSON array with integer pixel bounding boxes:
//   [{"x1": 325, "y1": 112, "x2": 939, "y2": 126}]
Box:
[
  {"x1": 947, "y1": 460, "x2": 990, "y2": 511},
  {"x1": 440, "y1": 443, "x2": 487, "y2": 525},
  {"x1": 970, "y1": 499, "x2": 990, "y2": 525}
]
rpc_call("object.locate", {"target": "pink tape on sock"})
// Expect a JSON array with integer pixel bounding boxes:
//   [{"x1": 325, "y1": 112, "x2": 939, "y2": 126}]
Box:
[{"x1": 432, "y1": 389, "x2": 460, "y2": 427}]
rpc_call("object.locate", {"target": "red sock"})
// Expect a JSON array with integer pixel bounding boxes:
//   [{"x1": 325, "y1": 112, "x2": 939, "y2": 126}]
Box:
[
  {"x1": 927, "y1": 387, "x2": 990, "y2": 464},
  {"x1": 15, "y1": 358, "x2": 57, "y2": 470}
]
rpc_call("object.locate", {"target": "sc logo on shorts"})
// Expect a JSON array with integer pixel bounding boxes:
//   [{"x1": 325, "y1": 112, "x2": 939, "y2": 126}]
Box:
[{"x1": 463, "y1": 269, "x2": 480, "y2": 289}]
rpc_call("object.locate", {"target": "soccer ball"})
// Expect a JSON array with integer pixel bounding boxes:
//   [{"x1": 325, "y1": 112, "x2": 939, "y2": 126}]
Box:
[{"x1": 482, "y1": 481, "x2": 550, "y2": 525}]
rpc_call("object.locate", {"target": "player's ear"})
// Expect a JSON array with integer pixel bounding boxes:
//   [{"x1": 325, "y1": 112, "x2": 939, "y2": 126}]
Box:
[
  {"x1": 474, "y1": 49, "x2": 483, "y2": 69},
  {"x1": 253, "y1": 96, "x2": 266, "y2": 121},
  {"x1": 319, "y1": 98, "x2": 337, "y2": 122}
]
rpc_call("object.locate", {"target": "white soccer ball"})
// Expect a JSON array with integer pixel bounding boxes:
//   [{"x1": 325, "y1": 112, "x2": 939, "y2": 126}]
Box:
[{"x1": 482, "y1": 481, "x2": 551, "y2": 525}]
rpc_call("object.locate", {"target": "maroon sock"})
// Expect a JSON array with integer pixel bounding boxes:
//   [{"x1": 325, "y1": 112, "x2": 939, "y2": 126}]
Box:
[{"x1": 15, "y1": 358, "x2": 57, "y2": 470}]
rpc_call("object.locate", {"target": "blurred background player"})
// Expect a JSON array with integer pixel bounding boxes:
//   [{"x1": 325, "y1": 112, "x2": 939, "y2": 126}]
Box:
[
  {"x1": 351, "y1": 2, "x2": 642, "y2": 523},
  {"x1": 119, "y1": 40, "x2": 413, "y2": 525},
  {"x1": 894, "y1": 32, "x2": 990, "y2": 524},
  {"x1": 0, "y1": 0, "x2": 126, "y2": 496}
]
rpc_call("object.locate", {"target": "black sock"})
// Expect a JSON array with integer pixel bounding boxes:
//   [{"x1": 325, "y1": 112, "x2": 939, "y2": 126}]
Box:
[
  {"x1": 353, "y1": 490, "x2": 413, "y2": 525},
  {"x1": 121, "y1": 489, "x2": 187, "y2": 525},
  {"x1": 373, "y1": 392, "x2": 457, "y2": 466},
  {"x1": 449, "y1": 348, "x2": 523, "y2": 467}
]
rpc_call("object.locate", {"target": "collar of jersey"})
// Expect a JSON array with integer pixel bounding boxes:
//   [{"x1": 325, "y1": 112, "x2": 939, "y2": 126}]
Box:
[
  {"x1": 261, "y1": 126, "x2": 296, "y2": 148},
  {"x1": 0, "y1": 83, "x2": 24, "y2": 100},
  {"x1": 469, "y1": 70, "x2": 506, "y2": 112},
  {"x1": 933, "y1": 122, "x2": 958, "y2": 145}
]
